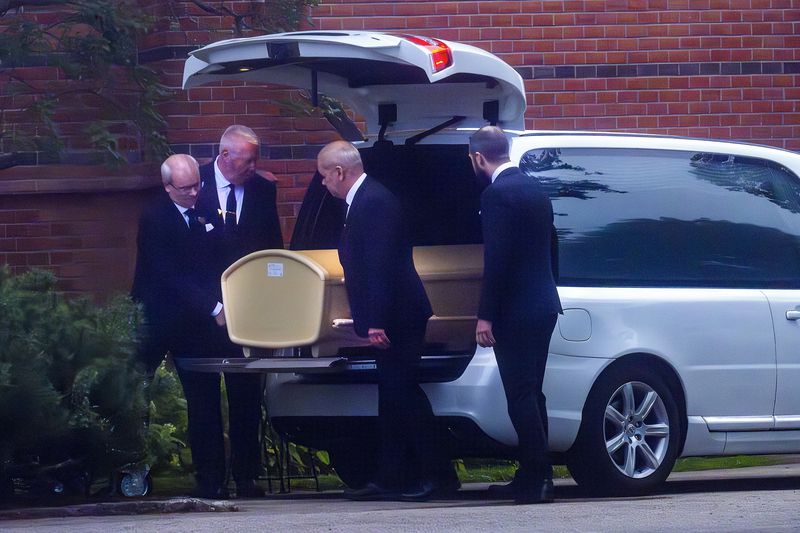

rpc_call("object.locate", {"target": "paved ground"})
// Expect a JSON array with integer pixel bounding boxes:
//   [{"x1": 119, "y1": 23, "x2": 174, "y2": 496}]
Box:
[{"x1": 2, "y1": 463, "x2": 800, "y2": 532}]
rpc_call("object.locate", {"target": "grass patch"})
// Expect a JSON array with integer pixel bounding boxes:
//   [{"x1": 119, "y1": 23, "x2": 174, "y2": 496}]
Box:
[
  {"x1": 673, "y1": 455, "x2": 788, "y2": 472},
  {"x1": 457, "y1": 460, "x2": 516, "y2": 483},
  {"x1": 456, "y1": 459, "x2": 572, "y2": 482},
  {"x1": 150, "y1": 471, "x2": 195, "y2": 496},
  {"x1": 278, "y1": 474, "x2": 344, "y2": 492}
]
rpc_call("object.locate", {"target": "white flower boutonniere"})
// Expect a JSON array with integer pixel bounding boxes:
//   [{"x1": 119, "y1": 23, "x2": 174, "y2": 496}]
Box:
[{"x1": 196, "y1": 216, "x2": 214, "y2": 232}]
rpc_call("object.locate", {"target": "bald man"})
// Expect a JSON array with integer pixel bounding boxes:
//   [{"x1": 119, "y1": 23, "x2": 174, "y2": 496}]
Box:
[{"x1": 317, "y1": 140, "x2": 451, "y2": 502}]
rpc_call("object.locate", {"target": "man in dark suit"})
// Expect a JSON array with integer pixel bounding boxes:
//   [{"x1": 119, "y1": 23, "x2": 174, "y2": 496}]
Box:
[
  {"x1": 470, "y1": 126, "x2": 562, "y2": 505},
  {"x1": 317, "y1": 140, "x2": 450, "y2": 502},
  {"x1": 190, "y1": 125, "x2": 284, "y2": 498},
  {"x1": 196, "y1": 124, "x2": 284, "y2": 269},
  {"x1": 131, "y1": 154, "x2": 232, "y2": 499}
]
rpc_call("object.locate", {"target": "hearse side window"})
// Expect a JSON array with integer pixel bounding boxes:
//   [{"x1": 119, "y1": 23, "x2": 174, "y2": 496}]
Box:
[{"x1": 519, "y1": 147, "x2": 800, "y2": 288}]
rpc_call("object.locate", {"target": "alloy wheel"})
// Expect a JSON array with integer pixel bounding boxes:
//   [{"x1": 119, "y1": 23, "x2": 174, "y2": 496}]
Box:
[{"x1": 604, "y1": 380, "x2": 671, "y2": 479}]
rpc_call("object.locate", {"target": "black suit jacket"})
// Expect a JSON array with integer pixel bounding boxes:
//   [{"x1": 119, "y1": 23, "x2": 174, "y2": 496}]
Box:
[
  {"x1": 195, "y1": 161, "x2": 283, "y2": 357},
  {"x1": 196, "y1": 162, "x2": 284, "y2": 282},
  {"x1": 131, "y1": 192, "x2": 219, "y2": 355},
  {"x1": 478, "y1": 166, "x2": 562, "y2": 326},
  {"x1": 338, "y1": 177, "x2": 432, "y2": 338}
]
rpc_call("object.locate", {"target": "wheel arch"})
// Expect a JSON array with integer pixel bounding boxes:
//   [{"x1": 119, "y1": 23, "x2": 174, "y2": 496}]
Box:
[
  {"x1": 572, "y1": 352, "x2": 688, "y2": 457},
  {"x1": 563, "y1": 351, "x2": 689, "y2": 494}
]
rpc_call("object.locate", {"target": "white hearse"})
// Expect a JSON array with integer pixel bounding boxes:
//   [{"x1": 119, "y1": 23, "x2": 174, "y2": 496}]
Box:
[{"x1": 183, "y1": 31, "x2": 800, "y2": 495}]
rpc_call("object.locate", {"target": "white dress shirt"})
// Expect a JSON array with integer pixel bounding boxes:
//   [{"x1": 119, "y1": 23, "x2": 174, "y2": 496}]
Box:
[
  {"x1": 175, "y1": 204, "x2": 192, "y2": 227},
  {"x1": 345, "y1": 173, "x2": 367, "y2": 217},
  {"x1": 214, "y1": 158, "x2": 244, "y2": 224},
  {"x1": 491, "y1": 161, "x2": 515, "y2": 183}
]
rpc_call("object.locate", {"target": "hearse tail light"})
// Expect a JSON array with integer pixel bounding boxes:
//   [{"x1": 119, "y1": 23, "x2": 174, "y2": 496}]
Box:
[{"x1": 400, "y1": 34, "x2": 453, "y2": 73}]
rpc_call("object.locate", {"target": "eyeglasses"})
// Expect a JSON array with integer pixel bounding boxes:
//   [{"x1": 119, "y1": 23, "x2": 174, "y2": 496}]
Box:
[{"x1": 168, "y1": 182, "x2": 199, "y2": 193}]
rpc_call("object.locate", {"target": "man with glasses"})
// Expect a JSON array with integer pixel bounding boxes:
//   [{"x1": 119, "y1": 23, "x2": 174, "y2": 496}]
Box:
[
  {"x1": 132, "y1": 154, "x2": 214, "y2": 374},
  {"x1": 132, "y1": 154, "x2": 233, "y2": 498}
]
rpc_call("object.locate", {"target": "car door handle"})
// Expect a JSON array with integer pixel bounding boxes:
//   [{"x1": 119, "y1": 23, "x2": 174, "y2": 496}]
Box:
[{"x1": 786, "y1": 310, "x2": 800, "y2": 321}]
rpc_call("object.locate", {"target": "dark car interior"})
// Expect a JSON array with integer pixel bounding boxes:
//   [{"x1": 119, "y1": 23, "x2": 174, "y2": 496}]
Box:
[{"x1": 290, "y1": 143, "x2": 483, "y2": 250}]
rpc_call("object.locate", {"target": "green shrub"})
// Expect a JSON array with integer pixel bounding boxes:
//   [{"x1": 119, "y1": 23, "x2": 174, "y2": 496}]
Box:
[
  {"x1": 0, "y1": 267, "x2": 147, "y2": 480},
  {"x1": 144, "y1": 362, "x2": 190, "y2": 473}
]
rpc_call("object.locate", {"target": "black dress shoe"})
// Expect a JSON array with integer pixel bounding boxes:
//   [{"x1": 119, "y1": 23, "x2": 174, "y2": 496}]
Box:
[
  {"x1": 236, "y1": 480, "x2": 265, "y2": 498},
  {"x1": 344, "y1": 482, "x2": 400, "y2": 501},
  {"x1": 514, "y1": 478, "x2": 554, "y2": 505},
  {"x1": 400, "y1": 480, "x2": 438, "y2": 502}
]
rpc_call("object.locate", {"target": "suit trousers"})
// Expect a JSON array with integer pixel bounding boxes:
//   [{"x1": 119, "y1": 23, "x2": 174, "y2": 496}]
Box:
[
  {"x1": 137, "y1": 320, "x2": 169, "y2": 377},
  {"x1": 175, "y1": 362, "x2": 264, "y2": 487},
  {"x1": 374, "y1": 323, "x2": 448, "y2": 489},
  {"x1": 493, "y1": 314, "x2": 558, "y2": 483}
]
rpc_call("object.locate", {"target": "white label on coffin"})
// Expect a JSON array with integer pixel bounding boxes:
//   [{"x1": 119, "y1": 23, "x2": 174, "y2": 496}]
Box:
[{"x1": 267, "y1": 262, "x2": 284, "y2": 277}]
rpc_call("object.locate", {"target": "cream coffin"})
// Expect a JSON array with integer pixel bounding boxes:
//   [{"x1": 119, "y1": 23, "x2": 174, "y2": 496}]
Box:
[{"x1": 220, "y1": 244, "x2": 483, "y2": 357}]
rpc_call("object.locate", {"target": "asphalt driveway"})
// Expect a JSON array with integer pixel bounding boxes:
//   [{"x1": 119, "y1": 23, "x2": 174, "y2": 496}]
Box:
[{"x1": 3, "y1": 461, "x2": 800, "y2": 531}]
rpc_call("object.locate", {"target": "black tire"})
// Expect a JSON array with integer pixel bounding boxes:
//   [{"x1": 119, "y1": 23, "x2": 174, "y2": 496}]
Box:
[{"x1": 566, "y1": 363, "x2": 682, "y2": 496}]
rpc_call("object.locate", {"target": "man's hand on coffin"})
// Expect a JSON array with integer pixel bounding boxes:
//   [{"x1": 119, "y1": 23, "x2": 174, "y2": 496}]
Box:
[{"x1": 476, "y1": 319, "x2": 495, "y2": 348}]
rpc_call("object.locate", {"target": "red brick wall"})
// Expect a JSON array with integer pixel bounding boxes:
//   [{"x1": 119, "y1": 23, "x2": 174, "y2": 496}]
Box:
[
  {"x1": 1, "y1": 0, "x2": 799, "y2": 299},
  {"x1": 0, "y1": 187, "x2": 155, "y2": 299},
  {"x1": 0, "y1": 160, "x2": 162, "y2": 299},
  {"x1": 0, "y1": 5, "x2": 156, "y2": 163},
  {"x1": 310, "y1": 0, "x2": 800, "y2": 148}
]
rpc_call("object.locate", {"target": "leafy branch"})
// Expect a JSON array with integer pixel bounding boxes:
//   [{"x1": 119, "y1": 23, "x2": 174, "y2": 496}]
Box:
[{"x1": 0, "y1": 0, "x2": 170, "y2": 168}]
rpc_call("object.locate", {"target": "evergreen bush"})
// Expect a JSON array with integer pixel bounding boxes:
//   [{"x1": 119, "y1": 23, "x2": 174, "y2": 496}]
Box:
[{"x1": 0, "y1": 267, "x2": 149, "y2": 487}]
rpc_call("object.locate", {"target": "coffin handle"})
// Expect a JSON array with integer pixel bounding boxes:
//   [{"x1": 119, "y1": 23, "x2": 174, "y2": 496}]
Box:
[{"x1": 331, "y1": 318, "x2": 354, "y2": 329}]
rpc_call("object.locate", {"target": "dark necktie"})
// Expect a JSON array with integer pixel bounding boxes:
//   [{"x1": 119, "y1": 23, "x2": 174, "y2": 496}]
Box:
[
  {"x1": 225, "y1": 184, "x2": 237, "y2": 232},
  {"x1": 185, "y1": 208, "x2": 203, "y2": 235}
]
